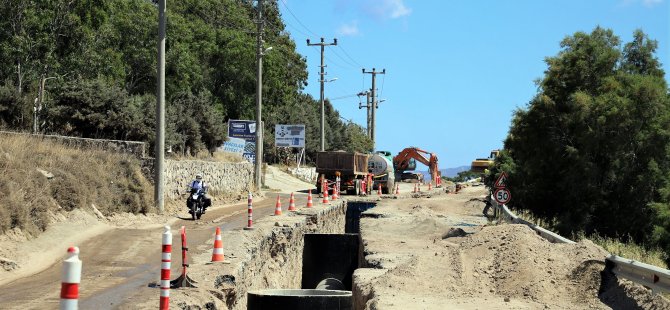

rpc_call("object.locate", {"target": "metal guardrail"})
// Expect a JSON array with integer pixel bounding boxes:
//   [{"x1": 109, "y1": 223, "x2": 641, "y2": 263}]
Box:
[{"x1": 492, "y1": 198, "x2": 670, "y2": 294}]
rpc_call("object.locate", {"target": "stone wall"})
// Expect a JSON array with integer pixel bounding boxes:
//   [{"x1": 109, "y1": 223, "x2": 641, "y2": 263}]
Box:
[
  {"x1": 164, "y1": 160, "x2": 253, "y2": 199},
  {"x1": 287, "y1": 167, "x2": 318, "y2": 184},
  {"x1": 0, "y1": 131, "x2": 146, "y2": 158}
]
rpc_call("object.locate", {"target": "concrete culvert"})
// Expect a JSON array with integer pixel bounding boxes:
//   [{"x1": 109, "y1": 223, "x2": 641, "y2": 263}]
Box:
[
  {"x1": 442, "y1": 227, "x2": 467, "y2": 239},
  {"x1": 247, "y1": 289, "x2": 352, "y2": 310},
  {"x1": 316, "y1": 278, "x2": 345, "y2": 290}
]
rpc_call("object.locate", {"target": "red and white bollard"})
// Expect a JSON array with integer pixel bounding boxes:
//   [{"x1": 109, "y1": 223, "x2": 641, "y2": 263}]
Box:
[
  {"x1": 160, "y1": 226, "x2": 172, "y2": 310},
  {"x1": 244, "y1": 192, "x2": 254, "y2": 230},
  {"x1": 306, "y1": 189, "x2": 314, "y2": 208},
  {"x1": 361, "y1": 178, "x2": 367, "y2": 196},
  {"x1": 395, "y1": 184, "x2": 400, "y2": 195},
  {"x1": 60, "y1": 246, "x2": 81, "y2": 310},
  {"x1": 378, "y1": 184, "x2": 382, "y2": 197},
  {"x1": 428, "y1": 182, "x2": 432, "y2": 190}
]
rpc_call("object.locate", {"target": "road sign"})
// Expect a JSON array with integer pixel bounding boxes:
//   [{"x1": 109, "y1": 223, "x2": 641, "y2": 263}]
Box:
[
  {"x1": 275, "y1": 124, "x2": 305, "y2": 147},
  {"x1": 494, "y1": 172, "x2": 508, "y2": 188},
  {"x1": 494, "y1": 188, "x2": 511, "y2": 204}
]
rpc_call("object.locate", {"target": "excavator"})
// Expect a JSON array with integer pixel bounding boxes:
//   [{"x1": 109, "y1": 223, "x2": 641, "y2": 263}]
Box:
[
  {"x1": 470, "y1": 150, "x2": 500, "y2": 173},
  {"x1": 393, "y1": 147, "x2": 441, "y2": 185}
]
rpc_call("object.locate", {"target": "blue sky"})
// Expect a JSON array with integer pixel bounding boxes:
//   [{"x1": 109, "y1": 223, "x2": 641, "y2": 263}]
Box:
[{"x1": 278, "y1": 0, "x2": 669, "y2": 168}]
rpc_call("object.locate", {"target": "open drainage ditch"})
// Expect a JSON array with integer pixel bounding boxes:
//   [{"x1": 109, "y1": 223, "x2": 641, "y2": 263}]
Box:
[{"x1": 246, "y1": 201, "x2": 376, "y2": 310}]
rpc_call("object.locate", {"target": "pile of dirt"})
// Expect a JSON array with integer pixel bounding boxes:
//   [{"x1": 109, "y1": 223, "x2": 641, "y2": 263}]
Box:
[{"x1": 357, "y1": 187, "x2": 670, "y2": 309}]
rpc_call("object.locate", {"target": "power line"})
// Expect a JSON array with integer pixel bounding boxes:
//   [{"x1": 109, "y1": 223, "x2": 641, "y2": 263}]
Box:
[
  {"x1": 328, "y1": 46, "x2": 357, "y2": 68},
  {"x1": 279, "y1": 0, "x2": 318, "y2": 37},
  {"x1": 337, "y1": 45, "x2": 363, "y2": 67},
  {"x1": 330, "y1": 93, "x2": 360, "y2": 101}
]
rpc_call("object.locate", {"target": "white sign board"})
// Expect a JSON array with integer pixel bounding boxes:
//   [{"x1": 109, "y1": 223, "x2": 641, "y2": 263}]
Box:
[
  {"x1": 494, "y1": 188, "x2": 511, "y2": 204},
  {"x1": 275, "y1": 124, "x2": 305, "y2": 148},
  {"x1": 218, "y1": 137, "x2": 246, "y2": 155}
]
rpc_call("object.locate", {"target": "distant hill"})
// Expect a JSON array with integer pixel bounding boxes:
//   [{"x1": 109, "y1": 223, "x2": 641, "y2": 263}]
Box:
[{"x1": 416, "y1": 165, "x2": 471, "y2": 180}]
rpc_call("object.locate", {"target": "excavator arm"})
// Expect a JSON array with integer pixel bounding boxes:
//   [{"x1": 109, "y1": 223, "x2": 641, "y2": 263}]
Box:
[{"x1": 393, "y1": 147, "x2": 441, "y2": 184}]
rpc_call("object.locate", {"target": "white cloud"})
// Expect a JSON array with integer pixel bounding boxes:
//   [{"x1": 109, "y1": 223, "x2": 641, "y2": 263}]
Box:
[
  {"x1": 337, "y1": 21, "x2": 360, "y2": 36},
  {"x1": 364, "y1": 0, "x2": 412, "y2": 20}
]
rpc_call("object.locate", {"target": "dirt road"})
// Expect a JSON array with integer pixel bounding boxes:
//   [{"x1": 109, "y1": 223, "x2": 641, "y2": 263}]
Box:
[{"x1": 0, "y1": 192, "x2": 309, "y2": 310}]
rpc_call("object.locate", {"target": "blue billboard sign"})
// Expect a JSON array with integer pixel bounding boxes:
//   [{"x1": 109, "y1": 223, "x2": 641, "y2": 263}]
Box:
[{"x1": 228, "y1": 120, "x2": 258, "y2": 163}]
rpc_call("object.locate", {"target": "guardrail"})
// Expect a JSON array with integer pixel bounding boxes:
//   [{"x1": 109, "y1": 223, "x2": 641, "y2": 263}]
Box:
[{"x1": 491, "y1": 198, "x2": 670, "y2": 294}]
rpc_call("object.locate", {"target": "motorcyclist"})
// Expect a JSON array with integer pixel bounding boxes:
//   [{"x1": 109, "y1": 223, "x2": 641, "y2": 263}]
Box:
[{"x1": 187, "y1": 173, "x2": 212, "y2": 213}]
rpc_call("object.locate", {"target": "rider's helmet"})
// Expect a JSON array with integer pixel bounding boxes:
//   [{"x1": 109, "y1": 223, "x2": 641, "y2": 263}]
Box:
[{"x1": 196, "y1": 173, "x2": 203, "y2": 180}]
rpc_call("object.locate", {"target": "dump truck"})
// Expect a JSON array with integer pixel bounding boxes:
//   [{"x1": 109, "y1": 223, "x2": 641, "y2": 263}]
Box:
[{"x1": 315, "y1": 151, "x2": 369, "y2": 195}]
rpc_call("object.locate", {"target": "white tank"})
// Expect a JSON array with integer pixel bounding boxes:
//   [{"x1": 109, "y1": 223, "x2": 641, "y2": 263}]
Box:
[{"x1": 368, "y1": 154, "x2": 393, "y2": 176}]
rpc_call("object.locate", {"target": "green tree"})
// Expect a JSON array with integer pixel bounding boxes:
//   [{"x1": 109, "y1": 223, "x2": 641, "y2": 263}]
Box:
[{"x1": 501, "y1": 27, "x2": 670, "y2": 258}]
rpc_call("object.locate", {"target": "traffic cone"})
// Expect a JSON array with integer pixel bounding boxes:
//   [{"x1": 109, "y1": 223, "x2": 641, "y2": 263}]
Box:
[
  {"x1": 322, "y1": 187, "x2": 329, "y2": 204},
  {"x1": 332, "y1": 185, "x2": 338, "y2": 201},
  {"x1": 288, "y1": 192, "x2": 296, "y2": 211},
  {"x1": 378, "y1": 184, "x2": 382, "y2": 196},
  {"x1": 395, "y1": 184, "x2": 400, "y2": 195},
  {"x1": 306, "y1": 190, "x2": 313, "y2": 208},
  {"x1": 429, "y1": 182, "x2": 433, "y2": 190},
  {"x1": 413, "y1": 183, "x2": 417, "y2": 193},
  {"x1": 211, "y1": 227, "x2": 224, "y2": 262},
  {"x1": 274, "y1": 195, "x2": 282, "y2": 215}
]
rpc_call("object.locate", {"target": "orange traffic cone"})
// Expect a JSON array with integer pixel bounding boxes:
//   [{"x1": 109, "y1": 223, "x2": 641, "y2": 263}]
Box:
[
  {"x1": 288, "y1": 192, "x2": 296, "y2": 211},
  {"x1": 377, "y1": 184, "x2": 382, "y2": 196},
  {"x1": 211, "y1": 227, "x2": 224, "y2": 262},
  {"x1": 429, "y1": 182, "x2": 432, "y2": 190},
  {"x1": 306, "y1": 190, "x2": 313, "y2": 208},
  {"x1": 322, "y1": 187, "x2": 330, "y2": 204},
  {"x1": 274, "y1": 195, "x2": 282, "y2": 215},
  {"x1": 395, "y1": 184, "x2": 400, "y2": 195}
]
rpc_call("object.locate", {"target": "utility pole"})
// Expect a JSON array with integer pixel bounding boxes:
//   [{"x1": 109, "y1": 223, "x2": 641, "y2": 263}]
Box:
[
  {"x1": 154, "y1": 0, "x2": 166, "y2": 213},
  {"x1": 254, "y1": 0, "x2": 264, "y2": 190},
  {"x1": 307, "y1": 37, "x2": 337, "y2": 151},
  {"x1": 357, "y1": 90, "x2": 371, "y2": 137},
  {"x1": 362, "y1": 68, "x2": 385, "y2": 150}
]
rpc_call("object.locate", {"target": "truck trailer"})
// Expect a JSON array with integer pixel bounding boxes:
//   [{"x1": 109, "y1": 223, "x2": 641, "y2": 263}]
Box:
[{"x1": 315, "y1": 151, "x2": 369, "y2": 195}]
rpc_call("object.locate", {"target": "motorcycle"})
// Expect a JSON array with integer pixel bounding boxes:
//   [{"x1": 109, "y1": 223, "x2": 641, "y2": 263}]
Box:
[{"x1": 187, "y1": 188, "x2": 205, "y2": 220}]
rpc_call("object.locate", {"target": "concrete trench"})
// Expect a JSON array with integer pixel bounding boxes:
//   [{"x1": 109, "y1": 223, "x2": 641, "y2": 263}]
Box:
[{"x1": 167, "y1": 198, "x2": 380, "y2": 310}]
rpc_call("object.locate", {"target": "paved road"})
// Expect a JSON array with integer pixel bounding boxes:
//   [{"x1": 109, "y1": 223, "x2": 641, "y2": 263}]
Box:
[{"x1": 0, "y1": 193, "x2": 304, "y2": 310}]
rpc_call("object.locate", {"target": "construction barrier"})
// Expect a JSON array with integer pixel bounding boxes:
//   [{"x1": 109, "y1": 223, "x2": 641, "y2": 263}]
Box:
[
  {"x1": 60, "y1": 246, "x2": 81, "y2": 310},
  {"x1": 244, "y1": 192, "x2": 254, "y2": 230},
  {"x1": 211, "y1": 227, "x2": 225, "y2": 262},
  {"x1": 171, "y1": 226, "x2": 197, "y2": 288},
  {"x1": 274, "y1": 195, "x2": 283, "y2": 215},
  {"x1": 288, "y1": 192, "x2": 297, "y2": 211},
  {"x1": 306, "y1": 189, "x2": 313, "y2": 208},
  {"x1": 160, "y1": 226, "x2": 172, "y2": 310}
]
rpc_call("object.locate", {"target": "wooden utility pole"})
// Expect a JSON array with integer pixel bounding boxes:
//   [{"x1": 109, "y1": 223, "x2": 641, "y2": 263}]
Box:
[
  {"x1": 307, "y1": 37, "x2": 337, "y2": 151},
  {"x1": 362, "y1": 68, "x2": 385, "y2": 150}
]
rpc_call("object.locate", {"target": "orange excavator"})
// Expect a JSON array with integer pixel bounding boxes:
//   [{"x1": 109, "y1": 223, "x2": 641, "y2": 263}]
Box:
[{"x1": 393, "y1": 147, "x2": 441, "y2": 185}]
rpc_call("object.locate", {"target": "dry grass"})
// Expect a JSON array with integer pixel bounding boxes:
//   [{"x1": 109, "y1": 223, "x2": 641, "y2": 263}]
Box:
[
  {"x1": 0, "y1": 134, "x2": 154, "y2": 236},
  {"x1": 511, "y1": 208, "x2": 668, "y2": 268}
]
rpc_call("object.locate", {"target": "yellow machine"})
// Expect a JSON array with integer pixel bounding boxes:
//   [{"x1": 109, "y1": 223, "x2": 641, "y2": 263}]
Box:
[{"x1": 471, "y1": 150, "x2": 500, "y2": 173}]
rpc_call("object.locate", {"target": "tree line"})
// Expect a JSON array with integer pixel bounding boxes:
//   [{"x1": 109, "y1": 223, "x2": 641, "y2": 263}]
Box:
[
  {"x1": 0, "y1": 0, "x2": 372, "y2": 161},
  {"x1": 488, "y1": 27, "x2": 670, "y2": 263}
]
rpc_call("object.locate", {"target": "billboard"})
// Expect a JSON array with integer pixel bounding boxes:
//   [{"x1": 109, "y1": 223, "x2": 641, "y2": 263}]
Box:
[
  {"x1": 275, "y1": 124, "x2": 305, "y2": 148},
  {"x1": 218, "y1": 137, "x2": 245, "y2": 155},
  {"x1": 228, "y1": 120, "x2": 258, "y2": 163}
]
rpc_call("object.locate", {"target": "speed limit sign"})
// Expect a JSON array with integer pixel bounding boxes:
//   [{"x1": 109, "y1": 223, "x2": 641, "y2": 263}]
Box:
[{"x1": 494, "y1": 188, "x2": 511, "y2": 204}]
